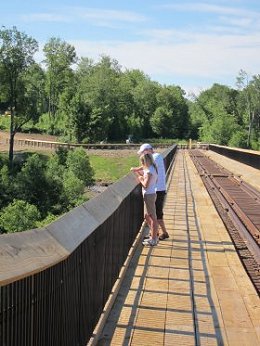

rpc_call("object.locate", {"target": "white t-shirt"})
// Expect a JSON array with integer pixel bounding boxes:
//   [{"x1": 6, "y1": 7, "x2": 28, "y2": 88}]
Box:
[
  {"x1": 142, "y1": 165, "x2": 158, "y2": 195},
  {"x1": 153, "y1": 152, "x2": 166, "y2": 192}
]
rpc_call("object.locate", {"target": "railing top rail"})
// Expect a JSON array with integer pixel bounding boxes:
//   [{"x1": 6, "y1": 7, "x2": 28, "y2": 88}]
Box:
[
  {"x1": 11, "y1": 138, "x2": 171, "y2": 149},
  {"x1": 0, "y1": 173, "x2": 139, "y2": 286},
  {"x1": 0, "y1": 144, "x2": 177, "y2": 285},
  {"x1": 209, "y1": 143, "x2": 260, "y2": 155}
]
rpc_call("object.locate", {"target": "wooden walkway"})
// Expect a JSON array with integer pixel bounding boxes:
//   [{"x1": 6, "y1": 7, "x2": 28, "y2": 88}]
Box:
[{"x1": 92, "y1": 150, "x2": 260, "y2": 346}]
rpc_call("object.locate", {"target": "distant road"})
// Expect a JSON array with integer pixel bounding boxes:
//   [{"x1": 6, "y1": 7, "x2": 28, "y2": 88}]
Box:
[
  {"x1": 0, "y1": 131, "x2": 140, "y2": 157},
  {"x1": 0, "y1": 130, "x2": 59, "y2": 152},
  {"x1": 0, "y1": 130, "x2": 58, "y2": 142}
]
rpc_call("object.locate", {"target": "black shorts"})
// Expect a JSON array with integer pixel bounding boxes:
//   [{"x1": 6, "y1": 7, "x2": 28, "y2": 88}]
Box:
[{"x1": 156, "y1": 191, "x2": 166, "y2": 219}]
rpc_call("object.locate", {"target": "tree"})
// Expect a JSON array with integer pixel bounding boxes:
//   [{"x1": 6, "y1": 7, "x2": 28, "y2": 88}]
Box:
[
  {"x1": 189, "y1": 83, "x2": 241, "y2": 144},
  {"x1": 43, "y1": 37, "x2": 77, "y2": 133},
  {"x1": 248, "y1": 75, "x2": 260, "y2": 149},
  {"x1": 45, "y1": 154, "x2": 65, "y2": 214},
  {"x1": 236, "y1": 71, "x2": 260, "y2": 149},
  {"x1": 66, "y1": 147, "x2": 94, "y2": 185},
  {"x1": 228, "y1": 129, "x2": 248, "y2": 148},
  {"x1": 46, "y1": 148, "x2": 93, "y2": 211},
  {"x1": 193, "y1": 84, "x2": 238, "y2": 120},
  {"x1": 78, "y1": 55, "x2": 122, "y2": 141},
  {"x1": 131, "y1": 75, "x2": 160, "y2": 138},
  {"x1": 62, "y1": 170, "x2": 85, "y2": 208},
  {"x1": 150, "y1": 106, "x2": 174, "y2": 137},
  {"x1": 0, "y1": 26, "x2": 39, "y2": 166},
  {"x1": 0, "y1": 63, "x2": 9, "y2": 113},
  {"x1": 199, "y1": 115, "x2": 239, "y2": 145},
  {"x1": 0, "y1": 165, "x2": 12, "y2": 209},
  {"x1": 186, "y1": 99, "x2": 203, "y2": 139},
  {"x1": 152, "y1": 85, "x2": 188, "y2": 138},
  {"x1": 59, "y1": 89, "x2": 92, "y2": 143},
  {"x1": 0, "y1": 199, "x2": 40, "y2": 233},
  {"x1": 24, "y1": 63, "x2": 47, "y2": 119},
  {"x1": 236, "y1": 70, "x2": 252, "y2": 147},
  {"x1": 15, "y1": 153, "x2": 51, "y2": 214}
]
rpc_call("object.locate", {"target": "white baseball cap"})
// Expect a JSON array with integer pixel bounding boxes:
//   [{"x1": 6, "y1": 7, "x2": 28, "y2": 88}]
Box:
[{"x1": 137, "y1": 143, "x2": 152, "y2": 155}]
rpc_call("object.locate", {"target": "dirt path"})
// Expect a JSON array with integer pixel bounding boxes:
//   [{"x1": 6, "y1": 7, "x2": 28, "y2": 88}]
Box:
[
  {"x1": 0, "y1": 130, "x2": 141, "y2": 157},
  {"x1": 0, "y1": 130, "x2": 165, "y2": 197},
  {"x1": 0, "y1": 130, "x2": 59, "y2": 142},
  {"x1": 0, "y1": 130, "x2": 59, "y2": 153},
  {"x1": 0, "y1": 130, "x2": 138, "y2": 197}
]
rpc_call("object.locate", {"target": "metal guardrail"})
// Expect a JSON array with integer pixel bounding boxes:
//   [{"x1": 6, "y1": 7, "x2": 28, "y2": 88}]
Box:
[
  {"x1": 209, "y1": 144, "x2": 260, "y2": 170},
  {"x1": 7, "y1": 138, "x2": 170, "y2": 150},
  {"x1": 0, "y1": 145, "x2": 177, "y2": 346}
]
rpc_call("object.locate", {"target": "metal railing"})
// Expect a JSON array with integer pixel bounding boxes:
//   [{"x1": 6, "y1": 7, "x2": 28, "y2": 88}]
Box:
[
  {"x1": 0, "y1": 145, "x2": 177, "y2": 346},
  {"x1": 209, "y1": 144, "x2": 260, "y2": 169},
  {"x1": 7, "y1": 138, "x2": 170, "y2": 151}
]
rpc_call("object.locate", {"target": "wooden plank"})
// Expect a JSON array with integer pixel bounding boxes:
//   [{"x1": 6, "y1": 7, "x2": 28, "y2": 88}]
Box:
[
  {"x1": 0, "y1": 228, "x2": 69, "y2": 285},
  {"x1": 95, "y1": 151, "x2": 260, "y2": 345}
]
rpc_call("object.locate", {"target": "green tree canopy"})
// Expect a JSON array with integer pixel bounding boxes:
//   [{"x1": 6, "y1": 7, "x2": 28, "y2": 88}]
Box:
[
  {"x1": 152, "y1": 85, "x2": 188, "y2": 138},
  {"x1": 15, "y1": 153, "x2": 52, "y2": 214},
  {"x1": 0, "y1": 199, "x2": 40, "y2": 233},
  {"x1": 0, "y1": 26, "x2": 39, "y2": 165},
  {"x1": 189, "y1": 83, "x2": 242, "y2": 144},
  {"x1": 66, "y1": 147, "x2": 94, "y2": 186},
  {"x1": 43, "y1": 37, "x2": 77, "y2": 133},
  {"x1": 236, "y1": 71, "x2": 260, "y2": 148}
]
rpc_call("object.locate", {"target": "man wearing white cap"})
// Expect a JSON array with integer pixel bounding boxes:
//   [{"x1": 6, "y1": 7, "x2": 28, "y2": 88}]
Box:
[{"x1": 132, "y1": 143, "x2": 169, "y2": 240}]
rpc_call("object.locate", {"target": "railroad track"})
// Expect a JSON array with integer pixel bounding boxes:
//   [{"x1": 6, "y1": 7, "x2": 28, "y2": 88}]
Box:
[{"x1": 189, "y1": 149, "x2": 260, "y2": 294}]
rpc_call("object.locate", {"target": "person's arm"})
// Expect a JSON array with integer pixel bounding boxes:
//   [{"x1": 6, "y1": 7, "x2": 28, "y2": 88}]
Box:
[
  {"x1": 138, "y1": 172, "x2": 151, "y2": 188},
  {"x1": 130, "y1": 166, "x2": 144, "y2": 176}
]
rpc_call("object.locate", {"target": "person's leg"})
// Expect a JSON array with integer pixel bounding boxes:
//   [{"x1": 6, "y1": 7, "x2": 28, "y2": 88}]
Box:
[
  {"x1": 143, "y1": 198, "x2": 152, "y2": 239},
  {"x1": 143, "y1": 194, "x2": 158, "y2": 245},
  {"x1": 158, "y1": 219, "x2": 167, "y2": 234},
  {"x1": 143, "y1": 213, "x2": 158, "y2": 245},
  {"x1": 158, "y1": 219, "x2": 169, "y2": 240},
  {"x1": 149, "y1": 214, "x2": 158, "y2": 240},
  {"x1": 156, "y1": 191, "x2": 169, "y2": 239},
  {"x1": 144, "y1": 213, "x2": 152, "y2": 228}
]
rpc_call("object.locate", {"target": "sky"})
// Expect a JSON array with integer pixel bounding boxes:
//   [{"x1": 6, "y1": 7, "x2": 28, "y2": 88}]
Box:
[{"x1": 1, "y1": 0, "x2": 260, "y2": 96}]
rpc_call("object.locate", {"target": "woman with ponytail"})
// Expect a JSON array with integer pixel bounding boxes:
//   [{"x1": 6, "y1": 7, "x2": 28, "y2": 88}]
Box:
[{"x1": 132, "y1": 152, "x2": 159, "y2": 246}]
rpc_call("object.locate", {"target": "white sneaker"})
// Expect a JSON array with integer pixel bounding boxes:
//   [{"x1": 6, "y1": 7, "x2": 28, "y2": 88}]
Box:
[{"x1": 142, "y1": 238, "x2": 157, "y2": 246}]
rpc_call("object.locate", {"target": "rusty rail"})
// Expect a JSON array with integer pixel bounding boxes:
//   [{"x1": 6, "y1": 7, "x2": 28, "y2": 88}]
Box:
[{"x1": 189, "y1": 149, "x2": 260, "y2": 294}]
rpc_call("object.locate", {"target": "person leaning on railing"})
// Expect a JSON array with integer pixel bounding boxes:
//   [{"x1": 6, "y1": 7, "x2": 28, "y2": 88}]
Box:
[
  {"x1": 132, "y1": 152, "x2": 159, "y2": 246},
  {"x1": 130, "y1": 143, "x2": 169, "y2": 241}
]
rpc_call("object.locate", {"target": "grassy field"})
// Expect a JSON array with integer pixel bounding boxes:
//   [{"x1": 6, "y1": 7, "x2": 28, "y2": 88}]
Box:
[
  {"x1": 89, "y1": 155, "x2": 139, "y2": 184},
  {"x1": 1, "y1": 149, "x2": 139, "y2": 185},
  {"x1": 1, "y1": 129, "x2": 177, "y2": 186},
  {"x1": 9, "y1": 151, "x2": 140, "y2": 184},
  {"x1": 1, "y1": 129, "x2": 140, "y2": 184}
]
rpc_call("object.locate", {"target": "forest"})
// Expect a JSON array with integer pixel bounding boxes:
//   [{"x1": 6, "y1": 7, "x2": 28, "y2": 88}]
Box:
[{"x1": 0, "y1": 26, "x2": 259, "y2": 233}]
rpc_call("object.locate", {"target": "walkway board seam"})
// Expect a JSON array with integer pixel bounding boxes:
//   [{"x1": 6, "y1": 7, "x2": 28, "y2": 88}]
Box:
[{"x1": 94, "y1": 150, "x2": 260, "y2": 346}]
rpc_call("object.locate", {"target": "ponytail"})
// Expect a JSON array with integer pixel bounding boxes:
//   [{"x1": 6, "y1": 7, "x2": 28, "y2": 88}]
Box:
[{"x1": 140, "y1": 153, "x2": 158, "y2": 173}]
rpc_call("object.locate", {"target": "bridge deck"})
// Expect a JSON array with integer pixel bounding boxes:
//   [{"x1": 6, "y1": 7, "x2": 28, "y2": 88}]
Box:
[{"x1": 93, "y1": 150, "x2": 260, "y2": 346}]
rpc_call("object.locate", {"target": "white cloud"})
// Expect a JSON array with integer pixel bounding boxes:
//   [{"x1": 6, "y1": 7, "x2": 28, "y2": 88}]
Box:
[
  {"x1": 218, "y1": 16, "x2": 253, "y2": 28},
  {"x1": 28, "y1": 2, "x2": 260, "y2": 93},
  {"x1": 71, "y1": 7, "x2": 147, "y2": 23},
  {"x1": 158, "y1": 2, "x2": 260, "y2": 34},
  {"x1": 21, "y1": 13, "x2": 71, "y2": 23},
  {"x1": 160, "y1": 2, "x2": 259, "y2": 18},
  {"x1": 70, "y1": 28, "x2": 260, "y2": 86},
  {"x1": 21, "y1": 7, "x2": 147, "y2": 27}
]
